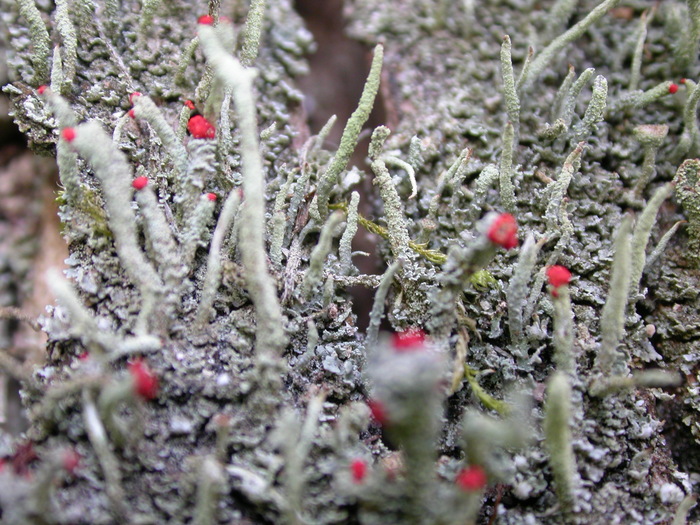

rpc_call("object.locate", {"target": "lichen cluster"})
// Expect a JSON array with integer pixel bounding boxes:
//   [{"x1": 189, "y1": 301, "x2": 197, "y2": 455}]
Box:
[{"x1": 1, "y1": 0, "x2": 700, "y2": 524}]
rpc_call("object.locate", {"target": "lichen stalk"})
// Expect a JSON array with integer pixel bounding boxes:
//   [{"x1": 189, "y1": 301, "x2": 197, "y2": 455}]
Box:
[
  {"x1": 17, "y1": 0, "x2": 51, "y2": 84},
  {"x1": 316, "y1": 44, "x2": 383, "y2": 219},
  {"x1": 239, "y1": 0, "x2": 267, "y2": 66},
  {"x1": 507, "y1": 234, "x2": 543, "y2": 346},
  {"x1": 338, "y1": 191, "x2": 360, "y2": 274},
  {"x1": 198, "y1": 22, "x2": 286, "y2": 354},
  {"x1": 54, "y1": 0, "x2": 77, "y2": 93},
  {"x1": 301, "y1": 211, "x2": 344, "y2": 300},
  {"x1": 499, "y1": 121, "x2": 516, "y2": 213},
  {"x1": 500, "y1": 36, "x2": 520, "y2": 131}
]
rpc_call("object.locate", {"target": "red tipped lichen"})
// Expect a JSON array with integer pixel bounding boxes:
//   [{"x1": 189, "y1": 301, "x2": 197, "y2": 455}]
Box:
[
  {"x1": 187, "y1": 115, "x2": 216, "y2": 139},
  {"x1": 350, "y1": 459, "x2": 368, "y2": 484},
  {"x1": 184, "y1": 99, "x2": 196, "y2": 110},
  {"x1": 129, "y1": 92, "x2": 142, "y2": 104},
  {"x1": 487, "y1": 213, "x2": 518, "y2": 249},
  {"x1": 456, "y1": 465, "x2": 487, "y2": 492},
  {"x1": 62, "y1": 450, "x2": 80, "y2": 474},
  {"x1": 368, "y1": 399, "x2": 387, "y2": 425},
  {"x1": 206, "y1": 192, "x2": 217, "y2": 201},
  {"x1": 128, "y1": 359, "x2": 159, "y2": 400},
  {"x1": 37, "y1": 85, "x2": 47, "y2": 95},
  {"x1": 128, "y1": 109, "x2": 136, "y2": 119},
  {"x1": 132, "y1": 176, "x2": 149, "y2": 190},
  {"x1": 61, "y1": 127, "x2": 76, "y2": 143},
  {"x1": 547, "y1": 265, "x2": 572, "y2": 290},
  {"x1": 198, "y1": 14, "x2": 214, "y2": 25},
  {"x1": 680, "y1": 78, "x2": 687, "y2": 85},
  {"x1": 669, "y1": 83, "x2": 679, "y2": 94},
  {"x1": 392, "y1": 327, "x2": 426, "y2": 351}
]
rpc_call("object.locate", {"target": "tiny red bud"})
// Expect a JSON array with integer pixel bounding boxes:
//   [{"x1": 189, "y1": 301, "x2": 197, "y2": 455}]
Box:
[
  {"x1": 132, "y1": 176, "x2": 149, "y2": 190},
  {"x1": 669, "y1": 83, "x2": 679, "y2": 94},
  {"x1": 456, "y1": 466, "x2": 487, "y2": 492},
  {"x1": 37, "y1": 85, "x2": 47, "y2": 95},
  {"x1": 128, "y1": 359, "x2": 159, "y2": 400},
  {"x1": 198, "y1": 14, "x2": 214, "y2": 25},
  {"x1": 187, "y1": 115, "x2": 216, "y2": 139},
  {"x1": 206, "y1": 192, "x2": 217, "y2": 201},
  {"x1": 184, "y1": 99, "x2": 196, "y2": 110},
  {"x1": 392, "y1": 328, "x2": 426, "y2": 351},
  {"x1": 680, "y1": 78, "x2": 687, "y2": 84},
  {"x1": 368, "y1": 399, "x2": 387, "y2": 425},
  {"x1": 487, "y1": 213, "x2": 518, "y2": 249},
  {"x1": 129, "y1": 92, "x2": 142, "y2": 105},
  {"x1": 350, "y1": 459, "x2": 368, "y2": 484},
  {"x1": 61, "y1": 127, "x2": 76, "y2": 143},
  {"x1": 546, "y1": 265, "x2": 571, "y2": 290},
  {"x1": 62, "y1": 450, "x2": 80, "y2": 474},
  {"x1": 128, "y1": 108, "x2": 136, "y2": 119},
  {"x1": 78, "y1": 351, "x2": 90, "y2": 361}
]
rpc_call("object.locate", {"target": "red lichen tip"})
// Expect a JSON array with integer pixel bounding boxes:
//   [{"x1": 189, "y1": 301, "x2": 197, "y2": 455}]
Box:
[
  {"x1": 546, "y1": 265, "x2": 572, "y2": 290},
  {"x1": 206, "y1": 192, "x2": 217, "y2": 201},
  {"x1": 198, "y1": 14, "x2": 214, "y2": 25},
  {"x1": 487, "y1": 213, "x2": 518, "y2": 249},
  {"x1": 669, "y1": 83, "x2": 679, "y2": 95},
  {"x1": 61, "y1": 127, "x2": 76, "y2": 143},
  {"x1": 456, "y1": 465, "x2": 487, "y2": 492},
  {"x1": 37, "y1": 85, "x2": 47, "y2": 95},
  {"x1": 187, "y1": 115, "x2": 216, "y2": 139},
  {"x1": 132, "y1": 176, "x2": 149, "y2": 190},
  {"x1": 680, "y1": 78, "x2": 687, "y2": 85},
  {"x1": 184, "y1": 99, "x2": 195, "y2": 110},
  {"x1": 129, "y1": 91, "x2": 142, "y2": 105},
  {"x1": 128, "y1": 108, "x2": 136, "y2": 119},
  {"x1": 78, "y1": 351, "x2": 90, "y2": 361},
  {"x1": 128, "y1": 359, "x2": 159, "y2": 400},
  {"x1": 62, "y1": 450, "x2": 80, "y2": 474},
  {"x1": 350, "y1": 459, "x2": 368, "y2": 484},
  {"x1": 392, "y1": 327, "x2": 426, "y2": 351},
  {"x1": 368, "y1": 399, "x2": 387, "y2": 425}
]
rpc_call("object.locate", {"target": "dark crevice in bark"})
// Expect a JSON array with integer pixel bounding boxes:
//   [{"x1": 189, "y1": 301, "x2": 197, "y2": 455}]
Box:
[{"x1": 293, "y1": 0, "x2": 389, "y2": 332}]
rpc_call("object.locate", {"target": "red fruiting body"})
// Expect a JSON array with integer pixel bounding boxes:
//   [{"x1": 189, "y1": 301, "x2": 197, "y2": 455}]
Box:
[
  {"x1": 128, "y1": 359, "x2": 159, "y2": 400},
  {"x1": 206, "y1": 192, "x2": 217, "y2": 201},
  {"x1": 487, "y1": 213, "x2": 518, "y2": 249},
  {"x1": 368, "y1": 399, "x2": 387, "y2": 425},
  {"x1": 546, "y1": 265, "x2": 571, "y2": 289},
  {"x1": 184, "y1": 99, "x2": 196, "y2": 110},
  {"x1": 392, "y1": 327, "x2": 426, "y2": 351},
  {"x1": 128, "y1": 109, "x2": 136, "y2": 119},
  {"x1": 129, "y1": 92, "x2": 142, "y2": 104},
  {"x1": 132, "y1": 176, "x2": 149, "y2": 190},
  {"x1": 669, "y1": 83, "x2": 679, "y2": 94},
  {"x1": 62, "y1": 450, "x2": 80, "y2": 474},
  {"x1": 456, "y1": 465, "x2": 487, "y2": 492},
  {"x1": 61, "y1": 127, "x2": 76, "y2": 143},
  {"x1": 37, "y1": 85, "x2": 47, "y2": 95},
  {"x1": 187, "y1": 115, "x2": 216, "y2": 139},
  {"x1": 198, "y1": 14, "x2": 214, "y2": 25},
  {"x1": 680, "y1": 78, "x2": 687, "y2": 84},
  {"x1": 350, "y1": 459, "x2": 368, "y2": 484},
  {"x1": 78, "y1": 351, "x2": 90, "y2": 361}
]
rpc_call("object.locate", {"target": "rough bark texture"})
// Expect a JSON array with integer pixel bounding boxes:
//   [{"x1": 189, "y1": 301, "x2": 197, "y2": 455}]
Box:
[{"x1": 1, "y1": 0, "x2": 700, "y2": 524}]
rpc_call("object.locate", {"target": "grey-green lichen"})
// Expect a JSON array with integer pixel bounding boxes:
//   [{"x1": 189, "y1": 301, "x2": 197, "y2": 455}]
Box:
[{"x1": 1, "y1": 0, "x2": 700, "y2": 524}]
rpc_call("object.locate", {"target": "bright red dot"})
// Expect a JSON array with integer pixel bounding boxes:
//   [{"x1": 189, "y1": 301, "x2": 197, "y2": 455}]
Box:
[
  {"x1": 392, "y1": 328, "x2": 426, "y2": 351},
  {"x1": 184, "y1": 99, "x2": 196, "y2": 110},
  {"x1": 487, "y1": 213, "x2": 518, "y2": 249},
  {"x1": 198, "y1": 15, "x2": 214, "y2": 25},
  {"x1": 129, "y1": 92, "x2": 142, "y2": 105},
  {"x1": 37, "y1": 85, "x2": 47, "y2": 95},
  {"x1": 456, "y1": 466, "x2": 487, "y2": 491},
  {"x1": 78, "y1": 351, "x2": 90, "y2": 361},
  {"x1": 546, "y1": 265, "x2": 572, "y2": 289},
  {"x1": 128, "y1": 359, "x2": 159, "y2": 401},
  {"x1": 669, "y1": 83, "x2": 679, "y2": 94},
  {"x1": 368, "y1": 399, "x2": 387, "y2": 425},
  {"x1": 128, "y1": 109, "x2": 136, "y2": 119},
  {"x1": 187, "y1": 115, "x2": 216, "y2": 139},
  {"x1": 206, "y1": 192, "x2": 217, "y2": 201},
  {"x1": 350, "y1": 459, "x2": 368, "y2": 483},
  {"x1": 132, "y1": 176, "x2": 149, "y2": 190},
  {"x1": 680, "y1": 78, "x2": 687, "y2": 85},
  {"x1": 61, "y1": 127, "x2": 76, "y2": 143}
]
